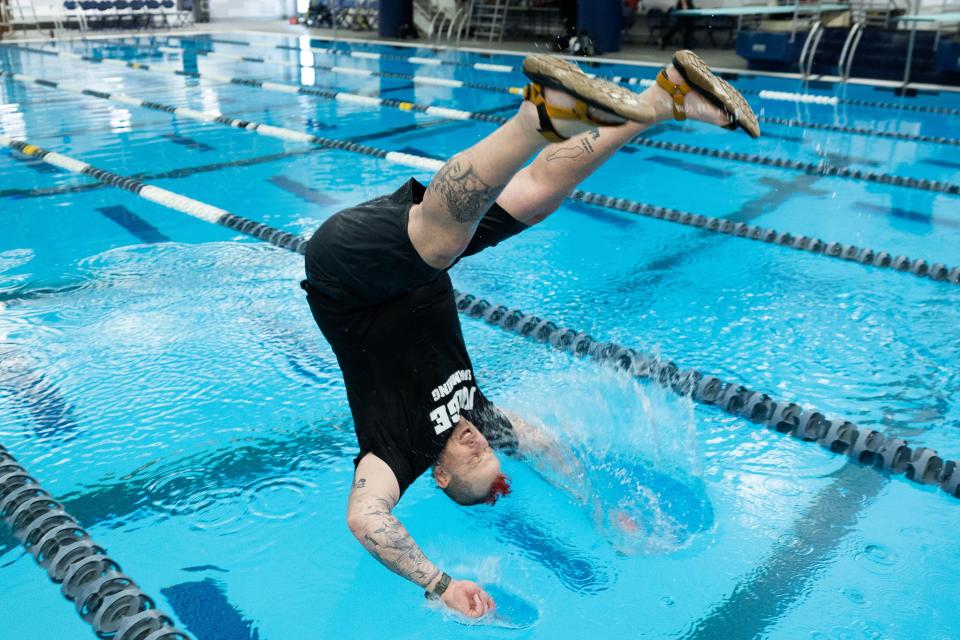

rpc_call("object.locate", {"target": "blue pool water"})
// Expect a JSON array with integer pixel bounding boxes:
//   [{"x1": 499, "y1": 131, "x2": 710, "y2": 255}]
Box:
[{"x1": 1, "y1": 30, "x2": 959, "y2": 639}]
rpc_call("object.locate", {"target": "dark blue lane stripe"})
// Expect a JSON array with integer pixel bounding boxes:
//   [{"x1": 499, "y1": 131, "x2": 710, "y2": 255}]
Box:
[
  {"x1": 618, "y1": 174, "x2": 828, "y2": 285},
  {"x1": 377, "y1": 82, "x2": 417, "y2": 95},
  {"x1": 565, "y1": 200, "x2": 639, "y2": 229},
  {"x1": 683, "y1": 465, "x2": 886, "y2": 640},
  {"x1": 486, "y1": 511, "x2": 614, "y2": 594},
  {"x1": 162, "y1": 579, "x2": 260, "y2": 640},
  {"x1": 0, "y1": 348, "x2": 81, "y2": 440},
  {"x1": 267, "y1": 175, "x2": 338, "y2": 205},
  {"x1": 8, "y1": 150, "x2": 60, "y2": 174},
  {"x1": 161, "y1": 132, "x2": 215, "y2": 153},
  {"x1": 855, "y1": 201, "x2": 960, "y2": 230},
  {"x1": 0, "y1": 103, "x2": 477, "y2": 201},
  {"x1": 923, "y1": 157, "x2": 960, "y2": 170},
  {"x1": 97, "y1": 205, "x2": 171, "y2": 243},
  {"x1": 0, "y1": 280, "x2": 87, "y2": 303},
  {"x1": 182, "y1": 565, "x2": 229, "y2": 573},
  {"x1": 395, "y1": 145, "x2": 445, "y2": 161},
  {"x1": 645, "y1": 155, "x2": 734, "y2": 179}
]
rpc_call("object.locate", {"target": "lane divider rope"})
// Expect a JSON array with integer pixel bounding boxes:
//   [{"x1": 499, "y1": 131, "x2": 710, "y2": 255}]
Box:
[
  {"x1": 152, "y1": 43, "x2": 517, "y2": 94},
  {"x1": 154, "y1": 34, "x2": 960, "y2": 118},
  {"x1": 0, "y1": 443, "x2": 192, "y2": 639},
  {"x1": 755, "y1": 115, "x2": 960, "y2": 147},
  {"x1": 292, "y1": 35, "x2": 960, "y2": 116},
  {"x1": 2, "y1": 134, "x2": 957, "y2": 503},
  {"x1": 176, "y1": 36, "x2": 519, "y2": 74},
  {"x1": 628, "y1": 137, "x2": 960, "y2": 195},
  {"x1": 13, "y1": 47, "x2": 505, "y2": 123},
  {"x1": 16, "y1": 41, "x2": 516, "y2": 92},
  {"x1": 13, "y1": 45, "x2": 960, "y2": 198},
  {"x1": 38, "y1": 40, "x2": 960, "y2": 147},
  {"x1": 3, "y1": 68, "x2": 958, "y2": 288}
]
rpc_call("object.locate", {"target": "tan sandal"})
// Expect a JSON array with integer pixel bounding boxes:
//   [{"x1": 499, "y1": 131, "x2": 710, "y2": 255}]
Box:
[
  {"x1": 656, "y1": 50, "x2": 760, "y2": 139},
  {"x1": 522, "y1": 54, "x2": 655, "y2": 142}
]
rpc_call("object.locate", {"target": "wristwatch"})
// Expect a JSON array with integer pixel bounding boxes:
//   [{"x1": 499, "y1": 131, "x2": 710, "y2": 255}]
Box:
[{"x1": 424, "y1": 572, "x2": 451, "y2": 600}]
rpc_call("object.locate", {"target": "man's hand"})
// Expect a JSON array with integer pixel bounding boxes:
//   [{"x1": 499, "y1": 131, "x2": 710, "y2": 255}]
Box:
[{"x1": 440, "y1": 579, "x2": 496, "y2": 618}]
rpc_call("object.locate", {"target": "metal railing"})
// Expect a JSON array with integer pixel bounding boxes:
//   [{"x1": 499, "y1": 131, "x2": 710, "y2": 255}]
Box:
[
  {"x1": 837, "y1": 20, "x2": 864, "y2": 80},
  {"x1": 798, "y1": 20, "x2": 824, "y2": 80},
  {"x1": 472, "y1": 0, "x2": 508, "y2": 42}
]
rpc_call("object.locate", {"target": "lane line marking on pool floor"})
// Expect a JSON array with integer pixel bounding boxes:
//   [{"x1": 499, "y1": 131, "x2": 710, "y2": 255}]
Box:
[
  {"x1": 4, "y1": 67, "x2": 959, "y2": 287},
  {"x1": 12, "y1": 44, "x2": 960, "y2": 197},
  {"x1": 5, "y1": 67, "x2": 960, "y2": 285},
  {"x1": 1, "y1": 132, "x2": 957, "y2": 503},
  {"x1": 34, "y1": 39, "x2": 960, "y2": 148},
  {"x1": 158, "y1": 34, "x2": 960, "y2": 115},
  {"x1": 225, "y1": 27, "x2": 960, "y2": 95},
  {"x1": 183, "y1": 36, "x2": 519, "y2": 74},
  {"x1": 103, "y1": 33, "x2": 960, "y2": 119}
]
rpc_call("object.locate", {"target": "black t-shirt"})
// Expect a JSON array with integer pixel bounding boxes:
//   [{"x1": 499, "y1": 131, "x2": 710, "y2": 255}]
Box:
[{"x1": 302, "y1": 180, "x2": 521, "y2": 494}]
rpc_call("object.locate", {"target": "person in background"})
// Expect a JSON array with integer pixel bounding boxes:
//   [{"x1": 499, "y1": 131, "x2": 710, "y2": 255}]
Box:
[
  {"x1": 623, "y1": 0, "x2": 640, "y2": 40},
  {"x1": 661, "y1": 0, "x2": 697, "y2": 49}
]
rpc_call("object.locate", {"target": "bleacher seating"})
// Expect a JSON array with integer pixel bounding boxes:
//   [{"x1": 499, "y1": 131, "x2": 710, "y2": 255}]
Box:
[{"x1": 0, "y1": 0, "x2": 193, "y2": 36}]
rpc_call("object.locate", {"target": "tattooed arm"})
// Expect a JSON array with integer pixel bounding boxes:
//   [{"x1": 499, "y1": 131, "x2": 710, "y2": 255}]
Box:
[{"x1": 346, "y1": 453, "x2": 495, "y2": 617}]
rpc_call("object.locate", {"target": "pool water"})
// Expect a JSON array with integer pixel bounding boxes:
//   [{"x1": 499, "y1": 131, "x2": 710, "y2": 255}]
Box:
[{"x1": 1, "y1": 30, "x2": 959, "y2": 640}]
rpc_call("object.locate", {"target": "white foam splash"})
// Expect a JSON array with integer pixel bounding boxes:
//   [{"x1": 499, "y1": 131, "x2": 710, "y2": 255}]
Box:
[{"x1": 499, "y1": 363, "x2": 710, "y2": 555}]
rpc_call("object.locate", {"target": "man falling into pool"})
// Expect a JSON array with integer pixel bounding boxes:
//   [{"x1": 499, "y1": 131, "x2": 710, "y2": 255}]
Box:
[{"x1": 301, "y1": 51, "x2": 759, "y2": 618}]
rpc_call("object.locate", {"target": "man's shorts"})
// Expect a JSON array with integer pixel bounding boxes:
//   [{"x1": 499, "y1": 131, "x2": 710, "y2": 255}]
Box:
[{"x1": 301, "y1": 178, "x2": 523, "y2": 492}]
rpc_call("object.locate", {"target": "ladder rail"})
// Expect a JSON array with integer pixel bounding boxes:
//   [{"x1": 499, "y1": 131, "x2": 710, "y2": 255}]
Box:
[
  {"x1": 455, "y1": 0, "x2": 474, "y2": 43},
  {"x1": 836, "y1": 21, "x2": 863, "y2": 77},
  {"x1": 427, "y1": 7, "x2": 444, "y2": 40},
  {"x1": 0, "y1": 0, "x2": 10, "y2": 37},
  {"x1": 446, "y1": 6, "x2": 462, "y2": 39},
  {"x1": 843, "y1": 24, "x2": 865, "y2": 80},
  {"x1": 798, "y1": 20, "x2": 824, "y2": 79}
]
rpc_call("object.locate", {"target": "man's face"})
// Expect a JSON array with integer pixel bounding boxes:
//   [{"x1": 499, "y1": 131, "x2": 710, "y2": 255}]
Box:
[{"x1": 436, "y1": 418, "x2": 503, "y2": 504}]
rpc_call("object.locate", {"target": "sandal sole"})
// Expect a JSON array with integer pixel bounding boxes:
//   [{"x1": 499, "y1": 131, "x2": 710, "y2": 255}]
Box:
[
  {"x1": 672, "y1": 50, "x2": 761, "y2": 139},
  {"x1": 523, "y1": 54, "x2": 655, "y2": 125}
]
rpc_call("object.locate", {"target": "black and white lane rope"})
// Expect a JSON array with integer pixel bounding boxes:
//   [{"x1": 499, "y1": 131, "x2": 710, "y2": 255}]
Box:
[
  {"x1": 158, "y1": 34, "x2": 960, "y2": 121},
  {"x1": 20, "y1": 43, "x2": 960, "y2": 196},
  {"x1": 35, "y1": 40, "x2": 960, "y2": 148},
  {"x1": 2, "y1": 134, "x2": 957, "y2": 503},
  {"x1": 11, "y1": 46, "x2": 505, "y2": 124},
  {"x1": 0, "y1": 444, "x2": 192, "y2": 639},
  {"x1": 757, "y1": 115, "x2": 960, "y2": 147},
  {"x1": 151, "y1": 44, "x2": 518, "y2": 94},
  {"x1": 3, "y1": 69, "x2": 958, "y2": 288},
  {"x1": 174, "y1": 36, "x2": 519, "y2": 74},
  {"x1": 628, "y1": 137, "x2": 960, "y2": 195}
]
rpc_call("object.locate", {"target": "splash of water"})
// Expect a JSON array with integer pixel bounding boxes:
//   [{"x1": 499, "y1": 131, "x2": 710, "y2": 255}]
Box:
[{"x1": 500, "y1": 362, "x2": 713, "y2": 555}]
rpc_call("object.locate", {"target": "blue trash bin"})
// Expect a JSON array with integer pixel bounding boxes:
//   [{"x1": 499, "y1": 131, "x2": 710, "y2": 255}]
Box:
[
  {"x1": 577, "y1": 0, "x2": 621, "y2": 54},
  {"x1": 379, "y1": 0, "x2": 412, "y2": 39}
]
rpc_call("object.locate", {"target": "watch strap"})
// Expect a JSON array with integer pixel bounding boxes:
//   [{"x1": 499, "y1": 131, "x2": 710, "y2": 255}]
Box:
[{"x1": 424, "y1": 572, "x2": 451, "y2": 600}]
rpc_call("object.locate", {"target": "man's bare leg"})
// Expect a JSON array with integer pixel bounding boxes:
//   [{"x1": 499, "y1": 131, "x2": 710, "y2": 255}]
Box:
[
  {"x1": 408, "y1": 63, "x2": 732, "y2": 265},
  {"x1": 498, "y1": 66, "x2": 729, "y2": 225},
  {"x1": 407, "y1": 91, "x2": 630, "y2": 269}
]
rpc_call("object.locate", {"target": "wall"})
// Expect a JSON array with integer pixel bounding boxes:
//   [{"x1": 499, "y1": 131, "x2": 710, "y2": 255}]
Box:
[{"x1": 209, "y1": 0, "x2": 294, "y2": 20}]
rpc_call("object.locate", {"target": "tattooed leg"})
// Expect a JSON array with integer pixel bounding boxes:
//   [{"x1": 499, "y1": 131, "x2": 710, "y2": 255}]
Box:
[
  {"x1": 408, "y1": 109, "x2": 549, "y2": 269},
  {"x1": 430, "y1": 159, "x2": 505, "y2": 224},
  {"x1": 408, "y1": 76, "x2": 675, "y2": 267},
  {"x1": 496, "y1": 117, "x2": 655, "y2": 226}
]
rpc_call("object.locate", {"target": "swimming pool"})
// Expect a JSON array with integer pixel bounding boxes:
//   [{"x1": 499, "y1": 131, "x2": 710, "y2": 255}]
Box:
[{"x1": 1, "y1": 28, "x2": 959, "y2": 639}]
